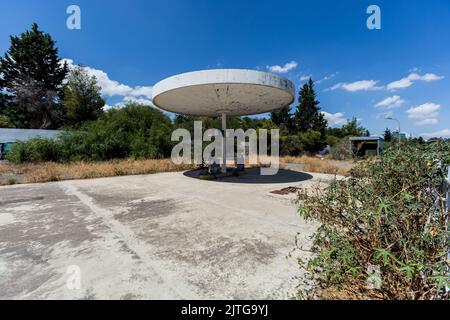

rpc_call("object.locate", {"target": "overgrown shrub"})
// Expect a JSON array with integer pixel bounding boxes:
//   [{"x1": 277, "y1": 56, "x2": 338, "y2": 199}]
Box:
[
  {"x1": 280, "y1": 135, "x2": 303, "y2": 156},
  {"x1": 6, "y1": 137, "x2": 62, "y2": 163},
  {"x1": 280, "y1": 130, "x2": 327, "y2": 156},
  {"x1": 329, "y1": 137, "x2": 351, "y2": 160},
  {"x1": 0, "y1": 114, "x2": 15, "y2": 128},
  {"x1": 6, "y1": 103, "x2": 175, "y2": 163},
  {"x1": 298, "y1": 129, "x2": 325, "y2": 153},
  {"x1": 297, "y1": 142, "x2": 450, "y2": 299}
]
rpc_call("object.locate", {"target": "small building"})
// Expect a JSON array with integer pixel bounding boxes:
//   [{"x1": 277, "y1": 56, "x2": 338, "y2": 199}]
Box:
[
  {"x1": 0, "y1": 128, "x2": 61, "y2": 160},
  {"x1": 392, "y1": 131, "x2": 407, "y2": 141},
  {"x1": 349, "y1": 136, "x2": 384, "y2": 158}
]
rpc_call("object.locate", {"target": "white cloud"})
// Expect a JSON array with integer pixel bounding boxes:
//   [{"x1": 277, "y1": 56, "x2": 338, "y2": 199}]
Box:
[
  {"x1": 129, "y1": 86, "x2": 153, "y2": 99},
  {"x1": 267, "y1": 61, "x2": 298, "y2": 74},
  {"x1": 85, "y1": 67, "x2": 134, "y2": 96},
  {"x1": 415, "y1": 118, "x2": 438, "y2": 126},
  {"x1": 62, "y1": 58, "x2": 154, "y2": 106},
  {"x1": 421, "y1": 73, "x2": 443, "y2": 81},
  {"x1": 122, "y1": 96, "x2": 155, "y2": 107},
  {"x1": 421, "y1": 129, "x2": 450, "y2": 138},
  {"x1": 327, "y1": 80, "x2": 383, "y2": 92},
  {"x1": 406, "y1": 102, "x2": 440, "y2": 119},
  {"x1": 377, "y1": 111, "x2": 393, "y2": 119},
  {"x1": 317, "y1": 72, "x2": 339, "y2": 84},
  {"x1": 322, "y1": 112, "x2": 347, "y2": 127},
  {"x1": 406, "y1": 102, "x2": 441, "y2": 126},
  {"x1": 63, "y1": 59, "x2": 130, "y2": 96},
  {"x1": 387, "y1": 72, "x2": 443, "y2": 90},
  {"x1": 375, "y1": 95, "x2": 405, "y2": 109},
  {"x1": 300, "y1": 74, "x2": 312, "y2": 81}
]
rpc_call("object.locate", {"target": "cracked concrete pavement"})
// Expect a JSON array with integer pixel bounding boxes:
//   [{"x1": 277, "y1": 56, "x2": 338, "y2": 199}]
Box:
[{"x1": 0, "y1": 169, "x2": 332, "y2": 300}]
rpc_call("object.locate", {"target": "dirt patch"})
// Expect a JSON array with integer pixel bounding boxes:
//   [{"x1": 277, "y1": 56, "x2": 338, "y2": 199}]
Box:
[
  {"x1": 270, "y1": 186, "x2": 301, "y2": 195},
  {"x1": 114, "y1": 199, "x2": 178, "y2": 222},
  {"x1": 0, "y1": 196, "x2": 45, "y2": 205},
  {"x1": 309, "y1": 280, "x2": 385, "y2": 300}
]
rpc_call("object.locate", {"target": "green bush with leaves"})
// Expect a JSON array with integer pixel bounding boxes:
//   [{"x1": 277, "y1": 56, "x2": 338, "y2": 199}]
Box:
[
  {"x1": 6, "y1": 103, "x2": 175, "y2": 163},
  {"x1": 297, "y1": 142, "x2": 450, "y2": 299},
  {"x1": 298, "y1": 129, "x2": 324, "y2": 153},
  {"x1": 6, "y1": 137, "x2": 61, "y2": 163},
  {"x1": 280, "y1": 135, "x2": 303, "y2": 156}
]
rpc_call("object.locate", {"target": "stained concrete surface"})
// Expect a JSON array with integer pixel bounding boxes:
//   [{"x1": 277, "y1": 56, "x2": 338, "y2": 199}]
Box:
[{"x1": 0, "y1": 170, "x2": 333, "y2": 300}]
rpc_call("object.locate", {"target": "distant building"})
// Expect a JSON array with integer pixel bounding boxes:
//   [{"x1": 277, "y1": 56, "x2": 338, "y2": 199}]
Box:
[
  {"x1": 392, "y1": 131, "x2": 407, "y2": 140},
  {"x1": 0, "y1": 128, "x2": 61, "y2": 160},
  {"x1": 349, "y1": 136, "x2": 384, "y2": 158}
]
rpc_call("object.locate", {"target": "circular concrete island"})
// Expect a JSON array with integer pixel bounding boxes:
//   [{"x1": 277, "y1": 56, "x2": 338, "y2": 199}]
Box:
[{"x1": 152, "y1": 69, "x2": 295, "y2": 116}]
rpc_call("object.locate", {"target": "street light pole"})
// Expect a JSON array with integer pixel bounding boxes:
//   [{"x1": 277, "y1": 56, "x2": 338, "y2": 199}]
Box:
[{"x1": 386, "y1": 117, "x2": 401, "y2": 143}]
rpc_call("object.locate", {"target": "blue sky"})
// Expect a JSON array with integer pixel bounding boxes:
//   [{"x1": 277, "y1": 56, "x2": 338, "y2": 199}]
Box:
[{"x1": 1, "y1": 0, "x2": 449, "y2": 138}]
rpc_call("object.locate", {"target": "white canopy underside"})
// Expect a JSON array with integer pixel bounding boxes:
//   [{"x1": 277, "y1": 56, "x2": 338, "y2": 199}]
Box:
[{"x1": 152, "y1": 69, "x2": 295, "y2": 116}]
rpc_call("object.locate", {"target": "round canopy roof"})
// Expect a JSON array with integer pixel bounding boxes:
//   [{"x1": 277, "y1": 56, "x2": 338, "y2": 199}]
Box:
[{"x1": 152, "y1": 69, "x2": 295, "y2": 116}]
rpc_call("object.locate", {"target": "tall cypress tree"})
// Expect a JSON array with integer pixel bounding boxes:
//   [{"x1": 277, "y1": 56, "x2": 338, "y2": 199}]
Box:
[
  {"x1": 270, "y1": 106, "x2": 293, "y2": 134},
  {"x1": 294, "y1": 78, "x2": 327, "y2": 135},
  {"x1": 0, "y1": 23, "x2": 68, "y2": 128}
]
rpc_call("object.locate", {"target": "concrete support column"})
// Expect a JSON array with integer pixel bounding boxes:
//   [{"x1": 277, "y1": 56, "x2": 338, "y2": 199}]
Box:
[{"x1": 221, "y1": 113, "x2": 227, "y2": 173}]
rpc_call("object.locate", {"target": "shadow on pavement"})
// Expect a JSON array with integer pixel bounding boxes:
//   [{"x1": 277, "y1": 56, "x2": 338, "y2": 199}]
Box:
[{"x1": 183, "y1": 168, "x2": 314, "y2": 184}]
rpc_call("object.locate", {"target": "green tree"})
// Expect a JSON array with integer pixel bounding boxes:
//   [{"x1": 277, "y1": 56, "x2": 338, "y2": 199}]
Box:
[
  {"x1": 341, "y1": 117, "x2": 366, "y2": 137},
  {"x1": 298, "y1": 129, "x2": 324, "y2": 153},
  {"x1": 294, "y1": 79, "x2": 327, "y2": 134},
  {"x1": 63, "y1": 66, "x2": 105, "y2": 125},
  {"x1": 384, "y1": 128, "x2": 392, "y2": 142},
  {"x1": 0, "y1": 92, "x2": 13, "y2": 127},
  {"x1": 270, "y1": 106, "x2": 292, "y2": 134},
  {"x1": 0, "y1": 23, "x2": 68, "y2": 128},
  {"x1": 327, "y1": 118, "x2": 368, "y2": 139},
  {"x1": 0, "y1": 114, "x2": 14, "y2": 128},
  {"x1": 326, "y1": 127, "x2": 345, "y2": 139},
  {"x1": 293, "y1": 78, "x2": 327, "y2": 151},
  {"x1": 280, "y1": 135, "x2": 303, "y2": 156}
]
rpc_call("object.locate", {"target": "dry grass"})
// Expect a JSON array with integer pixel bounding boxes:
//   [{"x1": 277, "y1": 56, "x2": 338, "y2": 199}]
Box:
[
  {"x1": 310, "y1": 280, "x2": 384, "y2": 300},
  {"x1": 0, "y1": 155, "x2": 353, "y2": 186},
  {"x1": 0, "y1": 159, "x2": 195, "y2": 186},
  {"x1": 280, "y1": 155, "x2": 353, "y2": 175}
]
